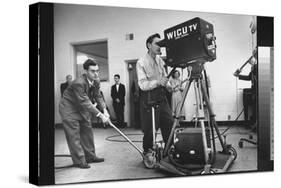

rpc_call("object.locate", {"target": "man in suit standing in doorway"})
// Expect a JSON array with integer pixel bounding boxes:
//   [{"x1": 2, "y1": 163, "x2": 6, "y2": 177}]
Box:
[{"x1": 111, "y1": 74, "x2": 126, "y2": 128}]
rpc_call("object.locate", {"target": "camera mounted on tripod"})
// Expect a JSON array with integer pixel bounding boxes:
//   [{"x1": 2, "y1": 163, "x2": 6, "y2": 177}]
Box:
[{"x1": 157, "y1": 17, "x2": 217, "y2": 68}]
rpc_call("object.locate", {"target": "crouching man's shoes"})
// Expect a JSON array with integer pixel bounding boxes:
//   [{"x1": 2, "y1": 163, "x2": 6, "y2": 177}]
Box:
[
  {"x1": 74, "y1": 162, "x2": 90, "y2": 169},
  {"x1": 86, "y1": 156, "x2": 105, "y2": 163}
]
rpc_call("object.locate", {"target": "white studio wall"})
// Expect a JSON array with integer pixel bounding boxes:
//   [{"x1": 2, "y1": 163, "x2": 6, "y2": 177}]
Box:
[{"x1": 54, "y1": 4, "x2": 254, "y2": 124}]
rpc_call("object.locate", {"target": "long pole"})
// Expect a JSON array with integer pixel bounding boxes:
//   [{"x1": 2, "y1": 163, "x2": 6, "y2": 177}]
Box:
[{"x1": 108, "y1": 120, "x2": 144, "y2": 158}]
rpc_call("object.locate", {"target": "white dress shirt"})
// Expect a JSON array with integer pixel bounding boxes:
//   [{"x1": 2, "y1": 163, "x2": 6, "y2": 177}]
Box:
[
  {"x1": 116, "y1": 83, "x2": 119, "y2": 92},
  {"x1": 136, "y1": 53, "x2": 171, "y2": 91}
]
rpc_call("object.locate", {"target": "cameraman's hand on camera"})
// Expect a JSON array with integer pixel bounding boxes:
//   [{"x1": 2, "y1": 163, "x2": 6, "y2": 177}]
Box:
[
  {"x1": 179, "y1": 86, "x2": 184, "y2": 92},
  {"x1": 158, "y1": 77, "x2": 168, "y2": 87},
  {"x1": 233, "y1": 69, "x2": 241, "y2": 77}
]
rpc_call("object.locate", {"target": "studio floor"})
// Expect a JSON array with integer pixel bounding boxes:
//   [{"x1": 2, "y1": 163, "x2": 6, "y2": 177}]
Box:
[{"x1": 54, "y1": 125, "x2": 257, "y2": 184}]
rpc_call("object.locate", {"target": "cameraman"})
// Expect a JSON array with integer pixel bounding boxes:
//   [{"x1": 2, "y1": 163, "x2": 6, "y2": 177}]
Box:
[{"x1": 136, "y1": 33, "x2": 173, "y2": 162}]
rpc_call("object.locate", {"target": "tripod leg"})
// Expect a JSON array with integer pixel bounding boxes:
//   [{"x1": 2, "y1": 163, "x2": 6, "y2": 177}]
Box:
[
  {"x1": 209, "y1": 115, "x2": 216, "y2": 155},
  {"x1": 202, "y1": 72, "x2": 216, "y2": 156},
  {"x1": 200, "y1": 120, "x2": 209, "y2": 163},
  {"x1": 163, "y1": 79, "x2": 193, "y2": 156},
  {"x1": 195, "y1": 79, "x2": 211, "y2": 164},
  {"x1": 199, "y1": 78, "x2": 227, "y2": 151},
  {"x1": 194, "y1": 82, "x2": 200, "y2": 120}
]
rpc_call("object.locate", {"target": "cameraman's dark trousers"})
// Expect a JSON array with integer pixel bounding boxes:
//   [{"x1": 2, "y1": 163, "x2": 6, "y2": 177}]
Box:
[{"x1": 140, "y1": 88, "x2": 173, "y2": 152}]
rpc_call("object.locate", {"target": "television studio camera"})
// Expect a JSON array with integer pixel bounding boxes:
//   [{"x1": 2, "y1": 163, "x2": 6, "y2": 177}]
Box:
[
  {"x1": 106, "y1": 17, "x2": 237, "y2": 175},
  {"x1": 153, "y1": 17, "x2": 237, "y2": 175},
  {"x1": 158, "y1": 17, "x2": 216, "y2": 67}
]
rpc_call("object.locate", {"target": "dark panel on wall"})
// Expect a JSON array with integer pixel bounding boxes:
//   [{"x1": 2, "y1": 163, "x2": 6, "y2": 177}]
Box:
[
  {"x1": 29, "y1": 3, "x2": 39, "y2": 185},
  {"x1": 257, "y1": 16, "x2": 273, "y2": 47}
]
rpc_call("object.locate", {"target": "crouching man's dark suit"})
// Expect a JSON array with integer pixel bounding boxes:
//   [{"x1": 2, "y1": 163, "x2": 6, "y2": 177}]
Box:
[{"x1": 59, "y1": 74, "x2": 105, "y2": 165}]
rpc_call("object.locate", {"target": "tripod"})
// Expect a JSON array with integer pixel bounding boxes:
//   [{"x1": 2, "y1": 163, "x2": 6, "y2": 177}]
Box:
[{"x1": 163, "y1": 63, "x2": 236, "y2": 173}]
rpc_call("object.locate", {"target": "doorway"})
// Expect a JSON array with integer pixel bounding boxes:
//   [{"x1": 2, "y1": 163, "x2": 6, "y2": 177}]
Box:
[
  {"x1": 127, "y1": 60, "x2": 141, "y2": 129},
  {"x1": 72, "y1": 40, "x2": 109, "y2": 81}
]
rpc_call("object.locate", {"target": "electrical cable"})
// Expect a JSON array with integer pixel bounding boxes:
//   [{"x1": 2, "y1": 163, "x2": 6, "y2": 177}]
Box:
[
  {"x1": 212, "y1": 107, "x2": 257, "y2": 140},
  {"x1": 106, "y1": 133, "x2": 143, "y2": 143},
  {"x1": 105, "y1": 132, "x2": 162, "y2": 143},
  {"x1": 212, "y1": 108, "x2": 244, "y2": 139}
]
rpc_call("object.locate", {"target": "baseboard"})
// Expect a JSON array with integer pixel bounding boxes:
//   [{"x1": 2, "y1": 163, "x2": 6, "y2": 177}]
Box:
[
  {"x1": 55, "y1": 120, "x2": 250, "y2": 129},
  {"x1": 55, "y1": 121, "x2": 128, "y2": 129},
  {"x1": 179, "y1": 120, "x2": 252, "y2": 127}
]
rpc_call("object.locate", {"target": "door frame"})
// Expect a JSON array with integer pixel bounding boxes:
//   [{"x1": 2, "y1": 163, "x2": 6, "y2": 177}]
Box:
[
  {"x1": 70, "y1": 38, "x2": 108, "y2": 79},
  {"x1": 125, "y1": 59, "x2": 139, "y2": 128}
]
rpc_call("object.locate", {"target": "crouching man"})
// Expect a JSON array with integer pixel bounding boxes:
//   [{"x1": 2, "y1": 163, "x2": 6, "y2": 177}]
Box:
[{"x1": 59, "y1": 59, "x2": 110, "y2": 168}]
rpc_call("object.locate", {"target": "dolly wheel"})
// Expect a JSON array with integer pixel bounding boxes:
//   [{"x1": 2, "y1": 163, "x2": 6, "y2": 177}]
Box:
[
  {"x1": 229, "y1": 146, "x2": 238, "y2": 161},
  {"x1": 239, "y1": 141, "x2": 243, "y2": 148},
  {"x1": 200, "y1": 169, "x2": 215, "y2": 174},
  {"x1": 143, "y1": 151, "x2": 157, "y2": 169}
]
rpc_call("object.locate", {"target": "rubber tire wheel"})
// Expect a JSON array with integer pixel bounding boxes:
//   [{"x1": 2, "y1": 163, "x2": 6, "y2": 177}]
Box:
[
  {"x1": 229, "y1": 146, "x2": 238, "y2": 161},
  {"x1": 200, "y1": 169, "x2": 215, "y2": 174}
]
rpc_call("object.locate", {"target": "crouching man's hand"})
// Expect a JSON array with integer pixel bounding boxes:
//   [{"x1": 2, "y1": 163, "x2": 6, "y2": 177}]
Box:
[
  {"x1": 97, "y1": 112, "x2": 110, "y2": 124},
  {"x1": 103, "y1": 108, "x2": 110, "y2": 119}
]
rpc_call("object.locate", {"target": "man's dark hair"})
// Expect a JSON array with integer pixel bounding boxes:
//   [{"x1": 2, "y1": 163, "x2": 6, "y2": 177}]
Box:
[
  {"x1": 114, "y1": 74, "x2": 120, "y2": 79},
  {"x1": 83, "y1": 59, "x2": 97, "y2": 70},
  {"x1": 146, "y1": 33, "x2": 161, "y2": 49}
]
